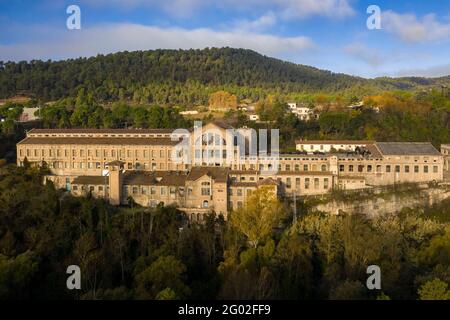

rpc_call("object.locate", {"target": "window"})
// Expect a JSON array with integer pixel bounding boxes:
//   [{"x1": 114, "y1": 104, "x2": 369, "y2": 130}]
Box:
[
  {"x1": 386, "y1": 165, "x2": 391, "y2": 173},
  {"x1": 141, "y1": 187, "x2": 147, "y2": 195},
  {"x1": 285, "y1": 164, "x2": 291, "y2": 171},
  {"x1": 349, "y1": 165, "x2": 354, "y2": 172},
  {"x1": 132, "y1": 187, "x2": 138, "y2": 194},
  {"x1": 395, "y1": 165, "x2": 400, "y2": 173},
  {"x1": 237, "y1": 201, "x2": 243, "y2": 208},
  {"x1": 405, "y1": 165, "x2": 410, "y2": 173},
  {"x1": 296, "y1": 178, "x2": 301, "y2": 187},
  {"x1": 286, "y1": 178, "x2": 291, "y2": 189},
  {"x1": 237, "y1": 189, "x2": 243, "y2": 196},
  {"x1": 376, "y1": 165, "x2": 382, "y2": 173},
  {"x1": 324, "y1": 178, "x2": 329, "y2": 189},
  {"x1": 367, "y1": 165, "x2": 372, "y2": 172},
  {"x1": 433, "y1": 166, "x2": 438, "y2": 173},
  {"x1": 339, "y1": 165, "x2": 345, "y2": 172},
  {"x1": 314, "y1": 178, "x2": 319, "y2": 189},
  {"x1": 151, "y1": 187, "x2": 156, "y2": 195},
  {"x1": 201, "y1": 188, "x2": 211, "y2": 196},
  {"x1": 321, "y1": 164, "x2": 327, "y2": 172},
  {"x1": 358, "y1": 165, "x2": 364, "y2": 173},
  {"x1": 424, "y1": 165, "x2": 428, "y2": 173},
  {"x1": 295, "y1": 164, "x2": 300, "y2": 171},
  {"x1": 202, "y1": 200, "x2": 209, "y2": 208},
  {"x1": 303, "y1": 164, "x2": 308, "y2": 171},
  {"x1": 305, "y1": 178, "x2": 310, "y2": 189},
  {"x1": 89, "y1": 186, "x2": 95, "y2": 192},
  {"x1": 414, "y1": 165, "x2": 419, "y2": 173},
  {"x1": 98, "y1": 186, "x2": 103, "y2": 192}
]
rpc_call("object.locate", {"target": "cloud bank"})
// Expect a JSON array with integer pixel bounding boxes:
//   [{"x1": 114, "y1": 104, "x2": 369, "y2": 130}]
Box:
[
  {"x1": 0, "y1": 23, "x2": 315, "y2": 61},
  {"x1": 383, "y1": 10, "x2": 450, "y2": 43}
]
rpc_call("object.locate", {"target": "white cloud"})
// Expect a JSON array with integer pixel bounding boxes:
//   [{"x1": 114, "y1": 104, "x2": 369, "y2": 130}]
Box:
[
  {"x1": 344, "y1": 43, "x2": 382, "y2": 67},
  {"x1": 272, "y1": 0, "x2": 355, "y2": 19},
  {"x1": 394, "y1": 64, "x2": 450, "y2": 78},
  {"x1": 81, "y1": 0, "x2": 355, "y2": 19},
  {"x1": 383, "y1": 10, "x2": 450, "y2": 43},
  {"x1": 0, "y1": 23, "x2": 315, "y2": 61},
  {"x1": 232, "y1": 12, "x2": 277, "y2": 32}
]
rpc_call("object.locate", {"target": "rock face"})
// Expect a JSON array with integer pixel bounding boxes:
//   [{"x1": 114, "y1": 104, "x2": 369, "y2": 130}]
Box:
[{"x1": 312, "y1": 186, "x2": 450, "y2": 217}]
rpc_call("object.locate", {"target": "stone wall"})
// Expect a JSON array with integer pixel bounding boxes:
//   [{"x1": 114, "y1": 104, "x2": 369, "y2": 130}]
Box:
[{"x1": 311, "y1": 185, "x2": 450, "y2": 217}]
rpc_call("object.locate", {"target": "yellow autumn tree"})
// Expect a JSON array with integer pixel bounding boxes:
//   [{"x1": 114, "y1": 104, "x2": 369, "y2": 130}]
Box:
[
  {"x1": 208, "y1": 91, "x2": 237, "y2": 111},
  {"x1": 230, "y1": 186, "x2": 285, "y2": 248}
]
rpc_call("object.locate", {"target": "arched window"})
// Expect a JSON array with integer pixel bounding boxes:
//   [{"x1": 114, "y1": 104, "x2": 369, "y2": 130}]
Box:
[{"x1": 202, "y1": 200, "x2": 209, "y2": 208}]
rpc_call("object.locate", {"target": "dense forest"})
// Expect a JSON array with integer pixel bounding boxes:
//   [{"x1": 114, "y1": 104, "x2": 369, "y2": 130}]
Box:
[
  {"x1": 0, "y1": 89, "x2": 448, "y2": 157},
  {"x1": 0, "y1": 48, "x2": 449, "y2": 301},
  {"x1": 0, "y1": 164, "x2": 449, "y2": 300},
  {"x1": 1, "y1": 48, "x2": 449, "y2": 105}
]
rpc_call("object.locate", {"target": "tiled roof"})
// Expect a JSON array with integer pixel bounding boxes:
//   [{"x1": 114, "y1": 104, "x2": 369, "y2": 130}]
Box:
[
  {"x1": 28, "y1": 128, "x2": 175, "y2": 134},
  {"x1": 187, "y1": 166, "x2": 229, "y2": 183},
  {"x1": 375, "y1": 142, "x2": 441, "y2": 156},
  {"x1": 72, "y1": 176, "x2": 109, "y2": 185},
  {"x1": 123, "y1": 171, "x2": 187, "y2": 186},
  {"x1": 17, "y1": 137, "x2": 180, "y2": 146},
  {"x1": 257, "y1": 178, "x2": 279, "y2": 186},
  {"x1": 296, "y1": 140, "x2": 373, "y2": 145}
]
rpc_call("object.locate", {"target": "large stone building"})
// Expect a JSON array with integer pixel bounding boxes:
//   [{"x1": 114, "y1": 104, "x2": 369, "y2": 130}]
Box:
[{"x1": 16, "y1": 122, "x2": 445, "y2": 220}]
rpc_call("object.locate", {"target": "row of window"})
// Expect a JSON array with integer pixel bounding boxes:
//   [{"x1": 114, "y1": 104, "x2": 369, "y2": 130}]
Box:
[
  {"x1": 124, "y1": 185, "x2": 181, "y2": 196},
  {"x1": 72, "y1": 185, "x2": 107, "y2": 193},
  {"x1": 283, "y1": 177, "x2": 329, "y2": 190},
  {"x1": 338, "y1": 164, "x2": 439, "y2": 174},
  {"x1": 43, "y1": 161, "x2": 183, "y2": 171},
  {"x1": 20, "y1": 148, "x2": 169, "y2": 159}
]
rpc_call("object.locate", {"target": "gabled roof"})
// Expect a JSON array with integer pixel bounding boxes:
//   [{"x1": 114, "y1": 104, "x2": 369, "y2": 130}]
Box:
[
  {"x1": 296, "y1": 140, "x2": 373, "y2": 145},
  {"x1": 17, "y1": 137, "x2": 180, "y2": 146},
  {"x1": 187, "y1": 166, "x2": 229, "y2": 183},
  {"x1": 72, "y1": 176, "x2": 109, "y2": 185},
  {"x1": 375, "y1": 142, "x2": 441, "y2": 156},
  {"x1": 257, "y1": 178, "x2": 279, "y2": 186},
  {"x1": 27, "y1": 128, "x2": 175, "y2": 134},
  {"x1": 123, "y1": 171, "x2": 187, "y2": 186}
]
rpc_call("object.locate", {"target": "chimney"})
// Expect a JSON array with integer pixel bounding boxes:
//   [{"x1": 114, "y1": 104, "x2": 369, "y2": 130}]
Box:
[{"x1": 108, "y1": 161, "x2": 124, "y2": 205}]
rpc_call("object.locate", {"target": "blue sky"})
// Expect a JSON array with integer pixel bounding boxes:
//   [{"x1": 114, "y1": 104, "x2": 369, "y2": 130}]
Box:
[{"x1": 1, "y1": 0, "x2": 450, "y2": 78}]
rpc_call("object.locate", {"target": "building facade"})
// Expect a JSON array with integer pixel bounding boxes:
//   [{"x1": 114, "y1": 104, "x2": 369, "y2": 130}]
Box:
[{"x1": 16, "y1": 123, "x2": 445, "y2": 219}]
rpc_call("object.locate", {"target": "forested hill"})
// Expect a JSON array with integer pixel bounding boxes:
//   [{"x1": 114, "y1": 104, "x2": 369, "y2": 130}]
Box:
[{"x1": 0, "y1": 47, "x2": 448, "y2": 103}]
